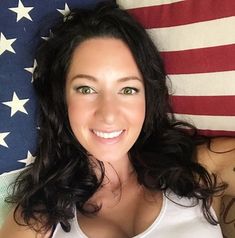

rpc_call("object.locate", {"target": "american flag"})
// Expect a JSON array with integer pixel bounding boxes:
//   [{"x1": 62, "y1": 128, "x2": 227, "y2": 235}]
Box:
[
  {"x1": 119, "y1": 0, "x2": 235, "y2": 136},
  {"x1": 1, "y1": 0, "x2": 235, "y2": 175},
  {"x1": 0, "y1": 0, "x2": 104, "y2": 175}
]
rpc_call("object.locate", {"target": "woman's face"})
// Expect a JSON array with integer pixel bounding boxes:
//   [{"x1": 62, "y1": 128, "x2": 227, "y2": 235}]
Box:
[{"x1": 66, "y1": 38, "x2": 145, "y2": 163}]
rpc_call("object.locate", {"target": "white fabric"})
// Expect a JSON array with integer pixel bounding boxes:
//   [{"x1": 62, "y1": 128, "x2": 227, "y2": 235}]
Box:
[
  {"x1": 0, "y1": 169, "x2": 23, "y2": 227},
  {"x1": 52, "y1": 191, "x2": 223, "y2": 238}
]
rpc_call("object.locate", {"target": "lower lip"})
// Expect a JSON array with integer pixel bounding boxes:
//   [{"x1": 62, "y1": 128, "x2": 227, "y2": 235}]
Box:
[{"x1": 91, "y1": 130, "x2": 125, "y2": 144}]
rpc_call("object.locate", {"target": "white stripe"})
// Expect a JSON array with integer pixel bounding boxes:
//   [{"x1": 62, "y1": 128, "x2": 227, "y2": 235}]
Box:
[
  {"x1": 117, "y1": 0, "x2": 184, "y2": 9},
  {"x1": 148, "y1": 16, "x2": 235, "y2": 52},
  {"x1": 167, "y1": 71, "x2": 235, "y2": 96},
  {"x1": 173, "y1": 114, "x2": 235, "y2": 131}
]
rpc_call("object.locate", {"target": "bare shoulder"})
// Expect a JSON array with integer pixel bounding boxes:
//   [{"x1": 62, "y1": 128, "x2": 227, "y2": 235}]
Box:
[
  {"x1": 0, "y1": 207, "x2": 52, "y2": 238},
  {"x1": 197, "y1": 137, "x2": 235, "y2": 197}
]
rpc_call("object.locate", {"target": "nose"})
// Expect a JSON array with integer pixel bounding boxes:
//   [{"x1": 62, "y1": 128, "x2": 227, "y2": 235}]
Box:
[{"x1": 95, "y1": 94, "x2": 118, "y2": 125}]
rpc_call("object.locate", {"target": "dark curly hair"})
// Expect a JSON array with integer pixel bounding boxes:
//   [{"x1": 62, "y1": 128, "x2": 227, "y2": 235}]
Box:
[{"x1": 6, "y1": 0, "x2": 226, "y2": 234}]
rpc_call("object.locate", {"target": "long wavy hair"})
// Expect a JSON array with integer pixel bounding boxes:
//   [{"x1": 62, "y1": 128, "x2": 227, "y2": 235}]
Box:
[{"x1": 6, "y1": 0, "x2": 226, "y2": 234}]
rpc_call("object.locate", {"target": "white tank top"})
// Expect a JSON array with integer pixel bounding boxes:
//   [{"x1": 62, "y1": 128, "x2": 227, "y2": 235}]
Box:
[{"x1": 52, "y1": 191, "x2": 223, "y2": 238}]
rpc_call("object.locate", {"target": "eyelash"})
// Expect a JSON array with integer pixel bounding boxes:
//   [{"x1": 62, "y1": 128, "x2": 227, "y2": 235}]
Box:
[
  {"x1": 74, "y1": 86, "x2": 96, "y2": 94},
  {"x1": 120, "y1": 87, "x2": 139, "y2": 95},
  {"x1": 73, "y1": 86, "x2": 139, "y2": 95}
]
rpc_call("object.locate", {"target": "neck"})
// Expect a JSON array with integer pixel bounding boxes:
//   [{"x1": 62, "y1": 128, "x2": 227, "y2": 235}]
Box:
[
  {"x1": 86, "y1": 155, "x2": 140, "y2": 210},
  {"x1": 90, "y1": 154, "x2": 135, "y2": 188}
]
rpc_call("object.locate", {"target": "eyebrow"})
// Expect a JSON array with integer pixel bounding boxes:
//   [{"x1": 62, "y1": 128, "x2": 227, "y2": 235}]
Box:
[{"x1": 69, "y1": 74, "x2": 143, "y2": 83}]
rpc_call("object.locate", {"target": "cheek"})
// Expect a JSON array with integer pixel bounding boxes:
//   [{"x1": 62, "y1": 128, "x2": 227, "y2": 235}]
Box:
[
  {"x1": 127, "y1": 99, "x2": 146, "y2": 128},
  {"x1": 138, "y1": 101, "x2": 146, "y2": 133},
  {"x1": 67, "y1": 101, "x2": 87, "y2": 129},
  {"x1": 138, "y1": 107, "x2": 146, "y2": 129},
  {"x1": 67, "y1": 103, "x2": 89, "y2": 144}
]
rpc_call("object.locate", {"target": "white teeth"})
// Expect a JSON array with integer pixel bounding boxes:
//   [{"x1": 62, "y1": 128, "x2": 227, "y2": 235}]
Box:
[{"x1": 93, "y1": 130, "x2": 123, "y2": 139}]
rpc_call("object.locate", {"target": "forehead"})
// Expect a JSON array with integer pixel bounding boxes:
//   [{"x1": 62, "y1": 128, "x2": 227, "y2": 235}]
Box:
[{"x1": 67, "y1": 37, "x2": 142, "y2": 80}]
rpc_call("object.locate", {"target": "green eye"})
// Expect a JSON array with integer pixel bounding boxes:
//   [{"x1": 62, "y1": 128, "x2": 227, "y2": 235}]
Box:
[
  {"x1": 121, "y1": 87, "x2": 138, "y2": 95},
  {"x1": 76, "y1": 86, "x2": 95, "y2": 94}
]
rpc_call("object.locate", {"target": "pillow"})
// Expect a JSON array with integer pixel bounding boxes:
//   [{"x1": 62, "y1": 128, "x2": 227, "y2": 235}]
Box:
[
  {"x1": 0, "y1": 170, "x2": 21, "y2": 226},
  {"x1": 118, "y1": 0, "x2": 235, "y2": 137}
]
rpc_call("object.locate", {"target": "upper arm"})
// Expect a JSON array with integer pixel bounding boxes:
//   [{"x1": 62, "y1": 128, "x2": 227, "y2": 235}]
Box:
[
  {"x1": 0, "y1": 208, "x2": 51, "y2": 238},
  {"x1": 197, "y1": 137, "x2": 235, "y2": 197}
]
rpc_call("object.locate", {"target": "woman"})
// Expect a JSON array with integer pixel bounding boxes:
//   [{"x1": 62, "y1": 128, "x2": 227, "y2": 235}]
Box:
[{"x1": 1, "y1": 1, "x2": 235, "y2": 238}]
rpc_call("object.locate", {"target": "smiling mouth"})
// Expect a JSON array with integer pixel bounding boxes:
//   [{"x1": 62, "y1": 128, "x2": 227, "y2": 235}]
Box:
[{"x1": 92, "y1": 130, "x2": 124, "y2": 139}]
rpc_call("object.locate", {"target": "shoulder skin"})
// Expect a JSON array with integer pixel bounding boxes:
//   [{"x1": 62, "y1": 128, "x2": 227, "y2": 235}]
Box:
[{"x1": 197, "y1": 137, "x2": 235, "y2": 197}]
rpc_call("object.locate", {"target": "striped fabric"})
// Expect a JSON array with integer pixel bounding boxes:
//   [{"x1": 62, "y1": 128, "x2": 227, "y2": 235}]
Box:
[{"x1": 118, "y1": 0, "x2": 235, "y2": 136}]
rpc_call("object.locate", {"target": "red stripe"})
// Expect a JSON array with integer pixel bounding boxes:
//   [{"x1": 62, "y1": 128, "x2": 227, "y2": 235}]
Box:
[
  {"x1": 196, "y1": 129, "x2": 235, "y2": 137},
  {"x1": 170, "y1": 96, "x2": 235, "y2": 116},
  {"x1": 161, "y1": 44, "x2": 235, "y2": 74},
  {"x1": 128, "y1": 0, "x2": 235, "y2": 29}
]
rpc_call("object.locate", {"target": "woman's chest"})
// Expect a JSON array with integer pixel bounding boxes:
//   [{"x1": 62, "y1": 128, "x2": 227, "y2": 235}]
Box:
[
  {"x1": 77, "y1": 189, "x2": 163, "y2": 238},
  {"x1": 52, "y1": 191, "x2": 223, "y2": 238}
]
